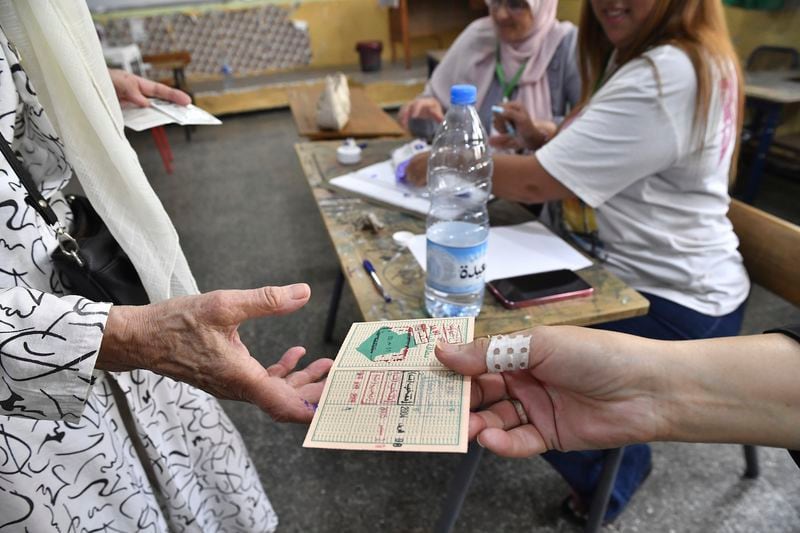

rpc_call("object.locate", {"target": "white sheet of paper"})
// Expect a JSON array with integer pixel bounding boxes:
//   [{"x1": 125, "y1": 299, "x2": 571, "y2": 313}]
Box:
[
  {"x1": 121, "y1": 105, "x2": 175, "y2": 131},
  {"x1": 407, "y1": 221, "x2": 593, "y2": 281},
  {"x1": 328, "y1": 160, "x2": 430, "y2": 216},
  {"x1": 122, "y1": 100, "x2": 222, "y2": 131},
  {"x1": 150, "y1": 100, "x2": 222, "y2": 126}
]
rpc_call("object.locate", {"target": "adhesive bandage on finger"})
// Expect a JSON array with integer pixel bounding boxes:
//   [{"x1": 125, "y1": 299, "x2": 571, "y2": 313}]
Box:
[{"x1": 486, "y1": 334, "x2": 532, "y2": 373}]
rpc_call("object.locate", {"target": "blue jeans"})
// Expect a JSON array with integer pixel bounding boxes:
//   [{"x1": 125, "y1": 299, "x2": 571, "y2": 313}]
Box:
[{"x1": 543, "y1": 292, "x2": 746, "y2": 522}]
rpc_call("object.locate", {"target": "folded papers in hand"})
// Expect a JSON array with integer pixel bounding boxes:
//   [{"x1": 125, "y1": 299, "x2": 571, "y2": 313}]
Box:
[{"x1": 122, "y1": 98, "x2": 221, "y2": 131}]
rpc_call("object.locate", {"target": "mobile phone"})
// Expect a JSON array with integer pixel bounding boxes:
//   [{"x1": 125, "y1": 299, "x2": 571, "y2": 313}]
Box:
[{"x1": 487, "y1": 270, "x2": 593, "y2": 309}]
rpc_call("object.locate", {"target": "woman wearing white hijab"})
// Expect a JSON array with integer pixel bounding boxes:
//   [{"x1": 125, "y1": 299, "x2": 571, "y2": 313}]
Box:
[
  {"x1": 399, "y1": 0, "x2": 578, "y2": 147},
  {"x1": 0, "y1": 1, "x2": 330, "y2": 530}
]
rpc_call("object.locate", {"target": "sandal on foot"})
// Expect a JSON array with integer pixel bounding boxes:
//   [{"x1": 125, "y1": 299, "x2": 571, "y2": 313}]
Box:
[
  {"x1": 560, "y1": 462, "x2": 655, "y2": 526},
  {"x1": 560, "y1": 494, "x2": 590, "y2": 526}
]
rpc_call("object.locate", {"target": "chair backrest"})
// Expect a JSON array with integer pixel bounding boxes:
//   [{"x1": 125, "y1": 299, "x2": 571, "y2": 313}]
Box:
[
  {"x1": 728, "y1": 199, "x2": 800, "y2": 306},
  {"x1": 102, "y1": 43, "x2": 150, "y2": 78},
  {"x1": 746, "y1": 45, "x2": 800, "y2": 72}
]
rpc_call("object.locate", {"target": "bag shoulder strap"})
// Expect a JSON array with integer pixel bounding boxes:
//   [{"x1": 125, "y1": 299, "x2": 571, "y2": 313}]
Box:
[
  {"x1": 0, "y1": 131, "x2": 83, "y2": 264},
  {"x1": 0, "y1": 131, "x2": 60, "y2": 226}
]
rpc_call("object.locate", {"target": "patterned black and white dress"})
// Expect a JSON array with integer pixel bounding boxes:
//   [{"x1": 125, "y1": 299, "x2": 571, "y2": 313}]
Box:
[{"x1": 0, "y1": 30, "x2": 278, "y2": 532}]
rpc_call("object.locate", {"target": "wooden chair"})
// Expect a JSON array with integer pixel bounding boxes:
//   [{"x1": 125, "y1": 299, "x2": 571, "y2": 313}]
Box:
[
  {"x1": 142, "y1": 51, "x2": 192, "y2": 93},
  {"x1": 143, "y1": 51, "x2": 194, "y2": 142},
  {"x1": 104, "y1": 44, "x2": 175, "y2": 173},
  {"x1": 729, "y1": 199, "x2": 800, "y2": 478},
  {"x1": 729, "y1": 199, "x2": 800, "y2": 307}
]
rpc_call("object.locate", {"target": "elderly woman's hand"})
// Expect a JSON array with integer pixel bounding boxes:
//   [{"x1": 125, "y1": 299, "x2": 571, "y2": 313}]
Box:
[
  {"x1": 109, "y1": 68, "x2": 192, "y2": 108},
  {"x1": 490, "y1": 101, "x2": 556, "y2": 152},
  {"x1": 398, "y1": 97, "x2": 445, "y2": 129},
  {"x1": 98, "y1": 283, "x2": 333, "y2": 423},
  {"x1": 435, "y1": 326, "x2": 665, "y2": 457}
]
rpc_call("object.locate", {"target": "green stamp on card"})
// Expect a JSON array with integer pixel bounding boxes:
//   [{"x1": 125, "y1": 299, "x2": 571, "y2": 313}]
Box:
[{"x1": 356, "y1": 327, "x2": 417, "y2": 361}]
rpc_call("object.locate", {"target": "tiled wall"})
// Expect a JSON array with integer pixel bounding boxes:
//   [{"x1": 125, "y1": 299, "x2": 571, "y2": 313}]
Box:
[{"x1": 97, "y1": 4, "x2": 311, "y2": 78}]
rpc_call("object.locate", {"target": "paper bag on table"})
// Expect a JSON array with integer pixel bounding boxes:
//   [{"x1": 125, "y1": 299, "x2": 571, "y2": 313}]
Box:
[{"x1": 316, "y1": 73, "x2": 351, "y2": 131}]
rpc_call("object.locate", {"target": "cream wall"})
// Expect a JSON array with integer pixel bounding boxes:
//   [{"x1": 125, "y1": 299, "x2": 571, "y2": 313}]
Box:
[
  {"x1": 292, "y1": 0, "x2": 389, "y2": 67},
  {"x1": 553, "y1": 0, "x2": 800, "y2": 134},
  {"x1": 556, "y1": 0, "x2": 800, "y2": 65},
  {"x1": 300, "y1": 0, "x2": 800, "y2": 68},
  {"x1": 724, "y1": 5, "x2": 800, "y2": 63},
  {"x1": 270, "y1": 0, "x2": 800, "y2": 131},
  {"x1": 556, "y1": 0, "x2": 582, "y2": 23},
  {"x1": 290, "y1": 0, "x2": 461, "y2": 67},
  {"x1": 92, "y1": 0, "x2": 462, "y2": 69},
  {"x1": 93, "y1": 0, "x2": 800, "y2": 69}
]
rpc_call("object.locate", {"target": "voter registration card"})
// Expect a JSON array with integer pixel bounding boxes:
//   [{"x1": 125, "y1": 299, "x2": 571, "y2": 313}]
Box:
[{"x1": 303, "y1": 317, "x2": 473, "y2": 453}]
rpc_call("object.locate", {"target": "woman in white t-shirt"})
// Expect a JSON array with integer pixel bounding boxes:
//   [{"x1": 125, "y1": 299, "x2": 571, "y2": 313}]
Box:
[{"x1": 408, "y1": 0, "x2": 749, "y2": 525}]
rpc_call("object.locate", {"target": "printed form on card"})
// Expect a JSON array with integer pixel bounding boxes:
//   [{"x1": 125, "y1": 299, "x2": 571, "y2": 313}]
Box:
[{"x1": 303, "y1": 317, "x2": 473, "y2": 453}]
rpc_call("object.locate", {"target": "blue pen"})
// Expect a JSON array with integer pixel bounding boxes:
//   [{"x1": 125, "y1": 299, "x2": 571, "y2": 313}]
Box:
[
  {"x1": 363, "y1": 260, "x2": 392, "y2": 303},
  {"x1": 491, "y1": 105, "x2": 516, "y2": 136}
]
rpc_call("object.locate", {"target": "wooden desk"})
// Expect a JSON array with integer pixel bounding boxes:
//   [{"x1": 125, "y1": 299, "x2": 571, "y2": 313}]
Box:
[
  {"x1": 389, "y1": 0, "x2": 487, "y2": 69},
  {"x1": 740, "y1": 70, "x2": 800, "y2": 203},
  {"x1": 143, "y1": 50, "x2": 191, "y2": 93},
  {"x1": 295, "y1": 139, "x2": 649, "y2": 337},
  {"x1": 288, "y1": 85, "x2": 406, "y2": 140}
]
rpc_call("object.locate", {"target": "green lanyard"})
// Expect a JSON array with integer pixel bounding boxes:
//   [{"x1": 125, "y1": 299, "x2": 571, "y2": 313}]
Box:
[{"x1": 495, "y1": 45, "x2": 529, "y2": 101}]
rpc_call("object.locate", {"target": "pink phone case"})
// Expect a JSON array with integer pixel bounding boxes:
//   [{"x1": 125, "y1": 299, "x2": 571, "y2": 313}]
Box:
[{"x1": 487, "y1": 283, "x2": 594, "y2": 310}]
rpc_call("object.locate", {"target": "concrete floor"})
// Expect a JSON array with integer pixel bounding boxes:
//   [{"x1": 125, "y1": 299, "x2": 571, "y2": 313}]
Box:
[{"x1": 128, "y1": 110, "x2": 799, "y2": 533}]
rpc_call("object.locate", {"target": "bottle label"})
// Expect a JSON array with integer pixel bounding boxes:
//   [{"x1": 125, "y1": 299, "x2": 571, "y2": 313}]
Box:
[{"x1": 426, "y1": 238, "x2": 488, "y2": 294}]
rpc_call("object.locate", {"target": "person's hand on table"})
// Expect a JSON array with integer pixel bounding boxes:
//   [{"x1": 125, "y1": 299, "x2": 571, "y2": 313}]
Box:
[
  {"x1": 398, "y1": 97, "x2": 445, "y2": 129},
  {"x1": 436, "y1": 326, "x2": 664, "y2": 457},
  {"x1": 108, "y1": 68, "x2": 191, "y2": 108},
  {"x1": 98, "y1": 283, "x2": 333, "y2": 423},
  {"x1": 404, "y1": 152, "x2": 430, "y2": 187},
  {"x1": 490, "y1": 101, "x2": 556, "y2": 152}
]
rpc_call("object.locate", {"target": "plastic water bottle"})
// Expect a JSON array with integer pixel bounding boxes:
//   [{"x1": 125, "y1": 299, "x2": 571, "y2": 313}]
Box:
[
  {"x1": 425, "y1": 84, "x2": 492, "y2": 317},
  {"x1": 221, "y1": 59, "x2": 234, "y2": 92}
]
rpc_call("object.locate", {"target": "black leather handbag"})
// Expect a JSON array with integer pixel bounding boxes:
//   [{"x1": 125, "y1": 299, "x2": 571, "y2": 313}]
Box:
[{"x1": 0, "y1": 133, "x2": 149, "y2": 305}]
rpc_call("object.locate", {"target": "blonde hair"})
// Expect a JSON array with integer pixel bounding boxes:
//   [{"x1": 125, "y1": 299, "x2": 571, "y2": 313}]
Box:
[{"x1": 576, "y1": 0, "x2": 743, "y2": 166}]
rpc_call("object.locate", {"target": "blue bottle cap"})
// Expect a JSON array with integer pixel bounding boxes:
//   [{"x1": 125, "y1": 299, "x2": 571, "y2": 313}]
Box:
[{"x1": 450, "y1": 84, "x2": 477, "y2": 106}]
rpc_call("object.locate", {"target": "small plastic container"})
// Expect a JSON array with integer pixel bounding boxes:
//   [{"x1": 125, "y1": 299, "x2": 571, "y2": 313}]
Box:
[
  {"x1": 355, "y1": 41, "x2": 383, "y2": 72},
  {"x1": 337, "y1": 138, "x2": 362, "y2": 165}
]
